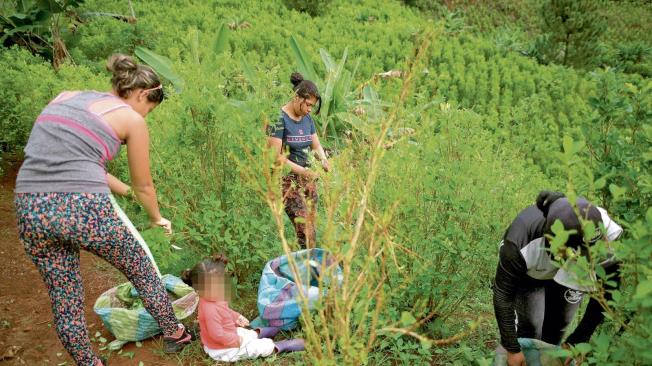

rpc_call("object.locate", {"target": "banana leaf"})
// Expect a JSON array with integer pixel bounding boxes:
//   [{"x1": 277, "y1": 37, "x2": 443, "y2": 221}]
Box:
[{"x1": 135, "y1": 46, "x2": 184, "y2": 92}]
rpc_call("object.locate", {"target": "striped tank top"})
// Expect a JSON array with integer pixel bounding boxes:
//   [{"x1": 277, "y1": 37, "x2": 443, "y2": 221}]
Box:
[{"x1": 15, "y1": 91, "x2": 129, "y2": 193}]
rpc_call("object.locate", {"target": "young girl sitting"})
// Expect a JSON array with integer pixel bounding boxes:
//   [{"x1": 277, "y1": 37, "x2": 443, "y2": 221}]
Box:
[{"x1": 182, "y1": 254, "x2": 305, "y2": 362}]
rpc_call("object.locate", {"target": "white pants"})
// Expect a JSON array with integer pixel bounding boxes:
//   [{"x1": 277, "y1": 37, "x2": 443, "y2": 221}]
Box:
[{"x1": 204, "y1": 327, "x2": 275, "y2": 362}]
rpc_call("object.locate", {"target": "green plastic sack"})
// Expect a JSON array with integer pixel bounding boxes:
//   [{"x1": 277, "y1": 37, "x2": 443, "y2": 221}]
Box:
[
  {"x1": 93, "y1": 274, "x2": 198, "y2": 342},
  {"x1": 494, "y1": 338, "x2": 574, "y2": 366}
]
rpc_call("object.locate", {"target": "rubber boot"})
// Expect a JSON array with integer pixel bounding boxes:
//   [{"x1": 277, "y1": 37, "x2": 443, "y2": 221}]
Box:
[
  {"x1": 274, "y1": 338, "x2": 305, "y2": 353},
  {"x1": 257, "y1": 326, "x2": 280, "y2": 339}
]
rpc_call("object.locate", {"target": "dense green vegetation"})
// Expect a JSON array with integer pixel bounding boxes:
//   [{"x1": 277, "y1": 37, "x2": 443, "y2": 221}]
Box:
[{"x1": 1, "y1": 0, "x2": 651, "y2": 364}]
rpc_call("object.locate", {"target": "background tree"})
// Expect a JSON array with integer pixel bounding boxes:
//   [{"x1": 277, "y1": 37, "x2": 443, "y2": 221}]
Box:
[{"x1": 537, "y1": 0, "x2": 607, "y2": 69}]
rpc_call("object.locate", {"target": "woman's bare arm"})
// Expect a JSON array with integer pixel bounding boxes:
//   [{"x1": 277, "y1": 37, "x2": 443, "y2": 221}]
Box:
[
  {"x1": 107, "y1": 173, "x2": 130, "y2": 196},
  {"x1": 125, "y1": 114, "x2": 163, "y2": 224},
  {"x1": 267, "y1": 136, "x2": 313, "y2": 176}
]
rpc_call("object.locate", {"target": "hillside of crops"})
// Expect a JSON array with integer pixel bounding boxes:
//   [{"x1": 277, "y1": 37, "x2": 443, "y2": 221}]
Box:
[{"x1": 1, "y1": 0, "x2": 651, "y2": 365}]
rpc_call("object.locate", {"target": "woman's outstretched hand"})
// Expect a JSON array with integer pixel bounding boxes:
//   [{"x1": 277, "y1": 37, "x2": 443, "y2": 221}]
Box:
[{"x1": 151, "y1": 217, "x2": 172, "y2": 234}]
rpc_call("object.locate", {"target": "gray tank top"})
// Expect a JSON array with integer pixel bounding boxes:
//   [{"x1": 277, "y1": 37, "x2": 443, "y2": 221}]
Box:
[{"x1": 15, "y1": 91, "x2": 128, "y2": 193}]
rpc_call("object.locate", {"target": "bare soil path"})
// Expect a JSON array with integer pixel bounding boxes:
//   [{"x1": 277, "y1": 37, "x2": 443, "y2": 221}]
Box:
[{"x1": 0, "y1": 159, "x2": 184, "y2": 366}]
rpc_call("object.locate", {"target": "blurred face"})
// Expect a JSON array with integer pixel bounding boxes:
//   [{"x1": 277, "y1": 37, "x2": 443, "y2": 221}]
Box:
[
  {"x1": 294, "y1": 95, "x2": 317, "y2": 117},
  {"x1": 196, "y1": 272, "x2": 231, "y2": 302}
]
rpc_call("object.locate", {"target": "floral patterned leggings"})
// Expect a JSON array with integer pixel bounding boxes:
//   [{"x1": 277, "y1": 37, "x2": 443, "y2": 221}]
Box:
[
  {"x1": 14, "y1": 192, "x2": 180, "y2": 366},
  {"x1": 282, "y1": 174, "x2": 318, "y2": 249}
]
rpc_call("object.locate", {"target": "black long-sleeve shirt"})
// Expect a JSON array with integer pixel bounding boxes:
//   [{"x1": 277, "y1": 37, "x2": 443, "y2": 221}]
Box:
[{"x1": 493, "y1": 205, "x2": 622, "y2": 353}]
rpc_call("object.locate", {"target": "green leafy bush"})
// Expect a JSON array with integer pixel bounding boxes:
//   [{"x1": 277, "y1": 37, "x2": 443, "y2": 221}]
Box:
[
  {"x1": 0, "y1": 47, "x2": 103, "y2": 153},
  {"x1": 1, "y1": 0, "x2": 650, "y2": 364},
  {"x1": 283, "y1": 0, "x2": 332, "y2": 17}
]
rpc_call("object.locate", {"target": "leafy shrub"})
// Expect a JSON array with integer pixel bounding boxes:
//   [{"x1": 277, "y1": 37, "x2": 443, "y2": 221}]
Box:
[
  {"x1": 283, "y1": 0, "x2": 332, "y2": 17},
  {"x1": 1, "y1": 0, "x2": 650, "y2": 364},
  {"x1": 0, "y1": 0, "x2": 86, "y2": 66},
  {"x1": 65, "y1": 17, "x2": 143, "y2": 70},
  {"x1": 0, "y1": 48, "x2": 54, "y2": 153},
  {"x1": 613, "y1": 41, "x2": 652, "y2": 77},
  {"x1": 399, "y1": 0, "x2": 444, "y2": 14},
  {"x1": 536, "y1": 0, "x2": 607, "y2": 69},
  {"x1": 0, "y1": 47, "x2": 106, "y2": 154}
]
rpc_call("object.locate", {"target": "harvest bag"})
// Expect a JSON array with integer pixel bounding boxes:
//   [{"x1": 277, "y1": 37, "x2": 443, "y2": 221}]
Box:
[{"x1": 251, "y1": 248, "x2": 342, "y2": 330}]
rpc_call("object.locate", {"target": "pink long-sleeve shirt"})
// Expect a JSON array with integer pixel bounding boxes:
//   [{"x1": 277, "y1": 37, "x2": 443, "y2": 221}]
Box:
[{"x1": 198, "y1": 298, "x2": 244, "y2": 349}]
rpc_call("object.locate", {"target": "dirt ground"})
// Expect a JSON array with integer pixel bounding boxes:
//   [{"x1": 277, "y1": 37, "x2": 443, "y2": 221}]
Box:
[{"x1": 0, "y1": 158, "x2": 185, "y2": 366}]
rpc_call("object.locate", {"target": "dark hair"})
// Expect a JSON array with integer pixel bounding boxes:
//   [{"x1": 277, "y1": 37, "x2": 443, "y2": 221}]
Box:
[
  {"x1": 543, "y1": 197, "x2": 603, "y2": 249},
  {"x1": 536, "y1": 190, "x2": 566, "y2": 217},
  {"x1": 181, "y1": 253, "x2": 228, "y2": 287},
  {"x1": 106, "y1": 53, "x2": 165, "y2": 104},
  {"x1": 290, "y1": 72, "x2": 321, "y2": 114}
]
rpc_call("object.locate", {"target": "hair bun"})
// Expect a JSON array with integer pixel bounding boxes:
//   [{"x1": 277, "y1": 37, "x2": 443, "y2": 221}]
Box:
[
  {"x1": 290, "y1": 72, "x2": 304, "y2": 88},
  {"x1": 106, "y1": 54, "x2": 138, "y2": 76},
  {"x1": 536, "y1": 190, "x2": 565, "y2": 217}
]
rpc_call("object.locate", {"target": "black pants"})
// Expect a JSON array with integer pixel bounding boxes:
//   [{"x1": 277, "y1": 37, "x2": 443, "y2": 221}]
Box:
[{"x1": 515, "y1": 280, "x2": 583, "y2": 345}]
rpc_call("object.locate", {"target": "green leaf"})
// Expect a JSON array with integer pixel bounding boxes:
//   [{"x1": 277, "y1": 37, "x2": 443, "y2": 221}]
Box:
[
  {"x1": 141, "y1": 227, "x2": 170, "y2": 246},
  {"x1": 319, "y1": 48, "x2": 336, "y2": 72},
  {"x1": 320, "y1": 48, "x2": 348, "y2": 124},
  {"x1": 634, "y1": 279, "x2": 652, "y2": 300},
  {"x1": 289, "y1": 35, "x2": 319, "y2": 83},
  {"x1": 611, "y1": 290, "x2": 621, "y2": 303},
  {"x1": 547, "y1": 347, "x2": 572, "y2": 358},
  {"x1": 214, "y1": 23, "x2": 230, "y2": 55},
  {"x1": 549, "y1": 219, "x2": 573, "y2": 253},
  {"x1": 562, "y1": 135, "x2": 574, "y2": 154},
  {"x1": 108, "y1": 339, "x2": 127, "y2": 351},
  {"x1": 399, "y1": 311, "x2": 417, "y2": 327},
  {"x1": 239, "y1": 56, "x2": 256, "y2": 88},
  {"x1": 187, "y1": 27, "x2": 200, "y2": 65},
  {"x1": 574, "y1": 342, "x2": 592, "y2": 354},
  {"x1": 593, "y1": 333, "x2": 610, "y2": 353},
  {"x1": 608, "y1": 184, "x2": 626, "y2": 201},
  {"x1": 3, "y1": 24, "x2": 42, "y2": 36},
  {"x1": 582, "y1": 221, "x2": 596, "y2": 243},
  {"x1": 595, "y1": 265, "x2": 606, "y2": 279},
  {"x1": 134, "y1": 46, "x2": 185, "y2": 91},
  {"x1": 420, "y1": 338, "x2": 432, "y2": 350},
  {"x1": 624, "y1": 82, "x2": 638, "y2": 94},
  {"x1": 594, "y1": 176, "x2": 606, "y2": 189}
]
